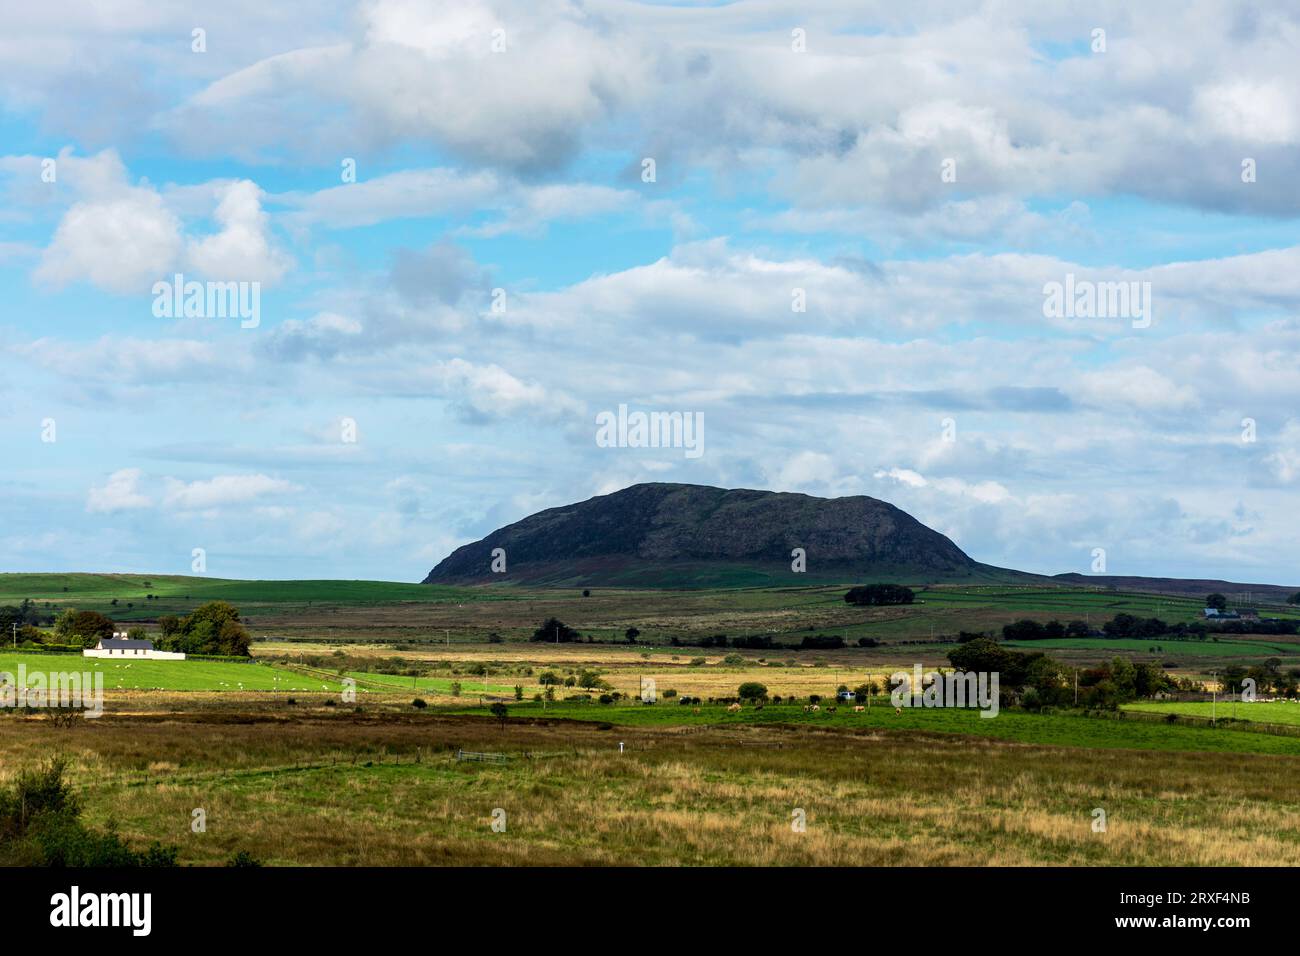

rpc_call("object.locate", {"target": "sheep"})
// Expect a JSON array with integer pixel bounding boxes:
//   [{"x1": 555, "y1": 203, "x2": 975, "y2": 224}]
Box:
[
  {"x1": 727, "y1": 703, "x2": 742, "y2": 713},
  {"x1": 826, "y1": 705, "x2": 837, "y2": 713},
  {"x1": 894, "y1": 706, "x2": 902, "y2": 715},
  {"x1": 802, "y1": 705, "x2": 810, "y2": 713},
  {"x1": 692, "y1": 707, "x2": 701, "y2": 715},
  {"x1": 853, "y1": 705, "x2": 865, "y2": 713},
  {"x1": 811, "y1": 704, "x2": 820, "y2": 712}
]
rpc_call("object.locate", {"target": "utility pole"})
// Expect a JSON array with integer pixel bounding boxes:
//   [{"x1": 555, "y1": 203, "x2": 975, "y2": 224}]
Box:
[
  {"x1": 1074, "y1": 669, "x2": 1078, "y2": 706},
  {"x1": 12, "y1": 622, "x2": 16, "y2": 648}
]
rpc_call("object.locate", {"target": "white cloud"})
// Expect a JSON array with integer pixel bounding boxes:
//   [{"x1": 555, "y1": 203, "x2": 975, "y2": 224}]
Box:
[
  {"x1": 87, "y1": 468, "x2": 151, "y2": 513},
  {"x1": 186, "y1": 179, "x2": 292, "y2": 283},
  {"x1": 162, "y1": 474, "x2": 300, "y2": 510},
  {"x1": 35, "y1": 189, "x2": 182, "y2": 293}
]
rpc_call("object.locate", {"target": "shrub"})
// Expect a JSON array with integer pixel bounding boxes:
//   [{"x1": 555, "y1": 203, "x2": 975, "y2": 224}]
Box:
[
  {"x1": 737, "y1": 681, "x2": 768, "y2": 701},
  {"x1": 412, "y1": 698, "x2": 427, "y2": 709},
  {"x1": 598, "y1": 694, "x2": 613, "y2": 704}
]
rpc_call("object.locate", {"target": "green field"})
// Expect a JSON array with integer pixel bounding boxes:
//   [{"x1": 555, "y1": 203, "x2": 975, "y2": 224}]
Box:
[
  {"x1": 0, "y1": 651, "x2": 342, "y2": 693},
  {"x1": 1125, "y1": 699, "x2": 1300, "y2": 727},
  {"x1": 4, "y1": 574, "x2": 1298, "y2": 653},
  {"x1": 447, "y1": 698, "x2": 1300, "y2": 756},
  {"x1": 345, "y1": 670, "x2": 520, "y2": 697},
  {"x1": 1003, "y1": 636, "x2": 1299, "y2": 657}
]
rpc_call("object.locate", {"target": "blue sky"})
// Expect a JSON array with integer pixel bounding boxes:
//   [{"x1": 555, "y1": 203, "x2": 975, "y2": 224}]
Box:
[{"x1": 3, "y1": 0, "x2": 1300, "y2": 584}]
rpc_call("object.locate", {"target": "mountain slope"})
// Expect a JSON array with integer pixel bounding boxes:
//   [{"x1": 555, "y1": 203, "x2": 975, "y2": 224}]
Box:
[{"x1": 423, "y1": 482, "x2": 1031, "y2": 587}]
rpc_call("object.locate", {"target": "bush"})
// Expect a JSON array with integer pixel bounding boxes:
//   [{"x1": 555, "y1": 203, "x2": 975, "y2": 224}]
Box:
[
  {"x1": 598, "y1": 694, "x2": 613, "y2": 704},
  {"x1": 737, "y1": 681, "x2": 768, "y2": 701},
  {"x1": 662, "y1": 688, "x2": 677, "y2": 698},
  {"x1": 412, "y1": 698, "x2": 427, "y2": 709},
  {"x1": 227, "y1": 850, "x2": 263, "y2": 867},
  {"x1": 0, "y1": 759, "x2": 178, "y2": 867}
]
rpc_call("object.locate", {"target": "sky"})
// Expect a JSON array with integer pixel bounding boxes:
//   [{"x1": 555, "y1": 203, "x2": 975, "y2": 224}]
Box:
[{"x1": 2, "y1": 0, "x2": 1299, "y2": 584}]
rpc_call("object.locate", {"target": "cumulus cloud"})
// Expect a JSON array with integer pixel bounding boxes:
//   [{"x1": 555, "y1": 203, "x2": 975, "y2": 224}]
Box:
[
  {"x1": 35, "y1": 189, "x2": 182, "y2": 293},
  {"x1": 87, "y1": 468, "x2": 151, "y2": 513},
  {"x1": 186, "y1": 179, "x2": 292, "y2": 283}
]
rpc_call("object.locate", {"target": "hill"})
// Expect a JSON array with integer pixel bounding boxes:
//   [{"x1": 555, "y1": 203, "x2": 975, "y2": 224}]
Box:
[
  {"x1": 1052, "y1": 573, "x2": 1299, "y2": 606},
  {"x1": 422, "y1": 482, "x2": 1035, "y2": 587}
]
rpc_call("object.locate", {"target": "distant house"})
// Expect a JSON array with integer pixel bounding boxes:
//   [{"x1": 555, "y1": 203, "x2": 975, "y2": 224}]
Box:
[
  {"x1": 1203, "y1": 608, "x2": 1240, "y2": 619},
  {"x1": 83, "y1": 632, "x2": 185, "y2": 661}
]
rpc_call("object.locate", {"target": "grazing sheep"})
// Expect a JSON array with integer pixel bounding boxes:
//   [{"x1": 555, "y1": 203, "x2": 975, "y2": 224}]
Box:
[
  {"x1": 811, "y1": 704, "x2": 820, "y2": 712},
  {"x1": 853, "y1": 705, "x2": 865, "y2": 713},
  {"x1": 727, "y1": 703, "x2": 742, "y2": 713},
  {"x1": 692, "y1": 707, "x2": 701, "y2": 715},
  {"x1": 894, "y1": 706, "x2": 902, "y2": 715},
  {"x1": 802, "y1": 705, "x2": 810, "y2": 713}
]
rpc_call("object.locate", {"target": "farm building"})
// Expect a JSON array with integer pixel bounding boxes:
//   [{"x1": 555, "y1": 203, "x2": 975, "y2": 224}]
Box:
[{"x1": 83, "y1": 633, "x2": 185, "y2": 661}]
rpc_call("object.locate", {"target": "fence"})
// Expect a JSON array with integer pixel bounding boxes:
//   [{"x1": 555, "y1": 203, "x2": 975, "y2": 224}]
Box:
[{"x1": 455, "y1": 750, "x2": 510, "y2": 763}]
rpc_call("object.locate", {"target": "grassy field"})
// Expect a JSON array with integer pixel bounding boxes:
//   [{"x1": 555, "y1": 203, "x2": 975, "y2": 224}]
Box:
[
  {"x1": 446, "y1": 699, "x2": 1300, "y2": 756},
  {"x1": 7, "y1": 571, "x2": 1300, "y2": 867},
  {"x1": 1002, "y1": 636, "x2": 1300, "y2": 657},
  {"x1": 1125, "y1": 699, "x2": 1300, "y2": 727},
  {"x1": 6, "y1": 574, "x2": 1297, "y2": 652},
  {"x1": 4, "y1": 710, "x2": 1300, "y2": 866},
  {"x1": 0, "y1": 652, "x2": 343, "y2": 693}
]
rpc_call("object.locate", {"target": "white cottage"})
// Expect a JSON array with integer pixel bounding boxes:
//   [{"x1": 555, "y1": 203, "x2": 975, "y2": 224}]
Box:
[{"x1": 84, "y1": 632, "x2": 185, "y2": 661}]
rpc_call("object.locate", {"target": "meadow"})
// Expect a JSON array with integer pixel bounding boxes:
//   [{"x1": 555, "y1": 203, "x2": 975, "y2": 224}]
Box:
[
  {"x1": 6, "y1": 572, "x2": 1300, "y2": 867},
  {"x1": 0, "y1": 652, "x2": 344, "y2": 693},
  {"x1": 3, "y1": 709, "x2": 1299, "y2": 866},
  {"x1": 1124, "y1": 699, "x2": 1300, "y2": 727},
  {"x1": 7, "y1": 574, "x2": 1296, "y2": 655}
]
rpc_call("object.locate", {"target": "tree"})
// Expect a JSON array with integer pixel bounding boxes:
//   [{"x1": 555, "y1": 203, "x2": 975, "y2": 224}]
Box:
[
  {"x1": 844, "y1": 584, "x2": 915, "y2": 607},
  {"x1": 157, "y1": 602, "x2": 251, "y2": 656},
  {"x1": 624, "y1": 627, "x2": 640, "y2": 644},
  {"x1": 489, "y1": 702, "x2": 509, "y2": 727},
  {"x1": 1288, "y1": 592, "x2": 1300, "y2": 605},
  {"x1": 737, "y1": 681, "x2": 768, "y2": 701},
  {"x1": 530, "y1": 617, "x2": 580, "y2": 643},
  {"x1": 53, "y1": 610, "x2": 114, "y2": 648},
  {"x1": 1206, "y1": 593, "x2": 1228, "y2": 611}
]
